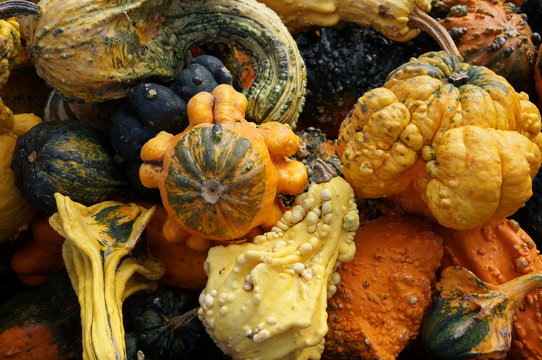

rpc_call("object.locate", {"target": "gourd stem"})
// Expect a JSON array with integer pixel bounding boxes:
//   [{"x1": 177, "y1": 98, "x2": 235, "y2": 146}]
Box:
[
  {"x1": 164, "y1": 308, "x2": 199, "y2": 333},
  {"x1": 498, "y1": 273, "x2": 542, "y2": 305},
  {"x1": 0, "y1": 0, "x2": 38, "y2": 18},
  {"x1": 409, "y1": 7, "x2": 463, "y2": 61},
  {"x1": 310, "y1": 159, "x2": 336, "y2": 184}
]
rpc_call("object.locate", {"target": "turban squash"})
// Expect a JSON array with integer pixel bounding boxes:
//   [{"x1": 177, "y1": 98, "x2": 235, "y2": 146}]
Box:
[
  {"x1": 140, "y1": 84, "x2": 308, "y2": 242},
  {"x1": 337, "y1": 51, "x2": 542, "y2": 230}
]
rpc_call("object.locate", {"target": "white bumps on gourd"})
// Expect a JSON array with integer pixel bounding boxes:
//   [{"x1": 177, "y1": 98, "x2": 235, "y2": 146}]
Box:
[{"x1": 198, "y1": 175, "x2": 359, "y2": 360}]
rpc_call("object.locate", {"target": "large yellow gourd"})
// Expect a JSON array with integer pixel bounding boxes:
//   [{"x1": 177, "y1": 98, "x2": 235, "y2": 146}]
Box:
[{"x1": 337, "y1": 51, "x2": 542, "y2": 230}]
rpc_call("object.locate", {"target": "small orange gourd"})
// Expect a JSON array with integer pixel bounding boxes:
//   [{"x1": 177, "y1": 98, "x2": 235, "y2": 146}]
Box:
[
  {"x1": 140, "y1": 84, "x2": 307, "y2": 242},
  {"x1": 10, "y1": 217, "x2": 65, "y2": 286},
  {"x1": 145, "y1": 205, "x2": 207, "y2": 289},
  {"x1": 324, "y1": 215, "x2": 444, "y2": 360},
  {"x1": 436, "y1": 218, "x2": 542, "y2": 360}
]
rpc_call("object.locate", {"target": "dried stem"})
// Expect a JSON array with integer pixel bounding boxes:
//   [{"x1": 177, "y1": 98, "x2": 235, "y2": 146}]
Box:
[{"x1": 409, "y1": 7, "x2": 463, "y2": 61}]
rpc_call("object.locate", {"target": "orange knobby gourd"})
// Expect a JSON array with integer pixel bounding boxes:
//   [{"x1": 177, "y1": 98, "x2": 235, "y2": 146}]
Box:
[{"x1": 324, "y1": 214, "x2": 444, "y2": 360}]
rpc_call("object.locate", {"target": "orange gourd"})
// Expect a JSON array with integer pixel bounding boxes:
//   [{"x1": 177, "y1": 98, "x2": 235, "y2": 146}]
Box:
[
  {"x1": 323, "y1": 215, "x2": 444, "y2": 360},
  {"x1": 436, "y1": 218, "x2": 542, "y2": 360},
  {"x1": 10, "y1": 217, "x2": 65, "y2": 286},
  {"x1": 140, "y1": 84, "x2": 307, "y2": 242},
  {"x1": 145, "y1": 205, "x2": 207, "y2": 289},
  {"x1": 437, "y1": 0, "x2": 537, "y2": 92}
]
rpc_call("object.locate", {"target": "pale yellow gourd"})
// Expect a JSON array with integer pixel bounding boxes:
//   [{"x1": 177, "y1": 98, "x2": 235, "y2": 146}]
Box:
[{"x1": 198, "y1": 160, "x2": 359, "y2": 360}]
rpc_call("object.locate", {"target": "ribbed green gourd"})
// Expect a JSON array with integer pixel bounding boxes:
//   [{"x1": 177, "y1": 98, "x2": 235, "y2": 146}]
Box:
[
  {"x1": 18, "y1": 0, "x2": 306, "y2": 127},
  {"x1": 421, "y1": 266, "x2": 542, "y2": 360}
]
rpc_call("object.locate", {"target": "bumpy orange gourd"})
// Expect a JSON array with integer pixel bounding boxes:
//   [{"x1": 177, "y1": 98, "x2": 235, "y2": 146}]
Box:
[
  {"x1": 145, "y1": 205, "x2": 207, "y2": 289},
  {"x1": 10, "y1": 217, "x2": 65, "y2": 286},
  {"x1": 436, "y1": 218, "x2": 542, "y2": 360},
  {"x1": 337, "y1": 51, "x2": 542, "y2": 230},
  {"x1": 323, "y1": 214, "x2": 443, "y2": 360},
  {"x1": 140, "y1": 84, "x2": 307, "y2": 243},
  {"x1": 437, "y1": 0, "x2": 537, "y2": 92}
]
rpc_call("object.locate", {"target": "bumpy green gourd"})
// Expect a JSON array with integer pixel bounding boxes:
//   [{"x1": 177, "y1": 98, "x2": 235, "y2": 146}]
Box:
[
  {"x1": 421, "y1": 266, "x2": 542, "y2": 360},
  {"x1": 19, "y1": 0, "x2": 306, "y2": 127}
]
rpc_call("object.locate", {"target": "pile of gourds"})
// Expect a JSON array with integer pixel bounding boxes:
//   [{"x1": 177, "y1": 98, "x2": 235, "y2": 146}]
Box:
[{"x1": 1, "y1": 0, "x2": 542, "y2": 359}]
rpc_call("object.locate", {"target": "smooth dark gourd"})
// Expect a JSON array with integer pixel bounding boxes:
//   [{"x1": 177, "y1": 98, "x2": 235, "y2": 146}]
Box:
[
  {"x1": 130, "y1": 83, "x2": 188, "y2": 134},
  {"x1": 12, "y1": 121, "x2": 124, "y2": 216},
  {"x1": 123, "y1": 288, "x2": 230, "y2": 360}
]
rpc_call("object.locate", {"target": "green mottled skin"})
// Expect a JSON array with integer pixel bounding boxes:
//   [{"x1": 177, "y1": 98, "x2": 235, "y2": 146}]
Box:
[
  {"x1": 165, "y1": 124, "x2": 266, "y2": 239},
  {"x1": 23, "y1": 0, "x2": 306, "y2": 126}
]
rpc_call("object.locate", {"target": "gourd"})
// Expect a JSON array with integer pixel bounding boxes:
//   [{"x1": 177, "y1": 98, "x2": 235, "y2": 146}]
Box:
[
  {"x1": 10, "y1": 216, "x2": 65, "y2": 286},
  {"x1": 140, "y1": 84, "x2": 307, "y2": 242},
  {"x1": 337, "y1": 51, "x2": 542, "y2": 230},
  {"x1": 12, "y1": 120, "x2": 125, "y2": 216},
  {"x1": 17, "y1": 0, "x2": 306, "y2": 127},
  {"x1": 257, "y1": 0, "x2": 461, "y2": 58},
  {"x1": 323, "y1": 214, "x2": 443, "y2": 360},
  {"x1": 294, "y1": 24, "x2": 437, "y2": 137},
  {"x1": 0, "y1": 270, "x2": 82, "y2": 360},
  {"x1": 436, "y1": 218, "x2": 542, "y2": 360},
  {"x1": 49, "y1": 194, "x2": 165, "y2": 360},
  {"x1": 0, "y1": 111, "x2": 40, "y2": 242},
  {"x1": 437, "y1": 0, "x2": 538, "y2": 92},
  {"x1": 145, "y1": 205, "x2": 208, "y2": 289},
  {"x1": 198, "y1": 159, "x2": 359, "y2": 360},
  {"x1": 421, "y1": 266, "x2": 542, "y2": 360},
  {"x1": 124, "y1": 288, "x2": 229, "y2": 360}
]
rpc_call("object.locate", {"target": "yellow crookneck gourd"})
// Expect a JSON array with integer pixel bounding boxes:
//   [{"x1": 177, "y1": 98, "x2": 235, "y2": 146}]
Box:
[
  {"x1": 49, "y1": 193, "x2": 165, "y2": 360},
  {"x1": 198, "y1": 160, "x2": 359, "y2": 360},
  {"x1": 337, "y1": 51, "x2": 542, "y2": 230}
]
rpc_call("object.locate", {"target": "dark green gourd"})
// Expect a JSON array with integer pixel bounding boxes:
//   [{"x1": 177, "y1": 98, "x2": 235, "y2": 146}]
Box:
[
  {"x1": 20, "y1": 0, "x2": 306, "y2": 127},
  {"x1": 123, "y1": 288, "x2": 230, "y2": 360},
  {"x1": 12, "y1": 121, "x2": 124, "y2": 216}
]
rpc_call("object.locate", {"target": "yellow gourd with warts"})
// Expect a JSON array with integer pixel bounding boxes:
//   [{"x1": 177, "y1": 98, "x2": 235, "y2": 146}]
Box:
[{"x1": 198, "y1": 160, "x2": 359, "y2": 360}]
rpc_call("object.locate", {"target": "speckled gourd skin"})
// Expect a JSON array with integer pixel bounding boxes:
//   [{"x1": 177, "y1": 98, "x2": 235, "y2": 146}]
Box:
[
  {"x1": 198, "y1": 172, "x2": 359, "y2": 360},
  {"x1": 22, "y1": 0, "x2": 306, "y2": 126},
  {"x1": 324, "y1": 215, "x2": 443, "y2": 360},
  {"x1": 258, "y1": 0, "x2": 431, "y2": 41},
  {"x1": 337, "y1": 51, "x2": 542, "y2": 230}
]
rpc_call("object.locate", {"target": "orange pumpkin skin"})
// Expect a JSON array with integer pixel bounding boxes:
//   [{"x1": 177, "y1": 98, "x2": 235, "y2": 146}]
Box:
[
  {"x1": 10, "y1": 217, "x2": 65, "y2": 286},
  {"x1": 0, "y1": 325, "x2": 71, "y2": 360},
  {"x1": 439, "y1": 0, "x2": 537, "y2": 91},
  {"x1": 437, "y1": 218, "x2": 542, "y2": 360},
  {"x1": 323, "y1": 215, "x2": 444, "y2": 360},
  {"x1": 146, "y1": 205, "x2": 207, "y2": 289}
]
